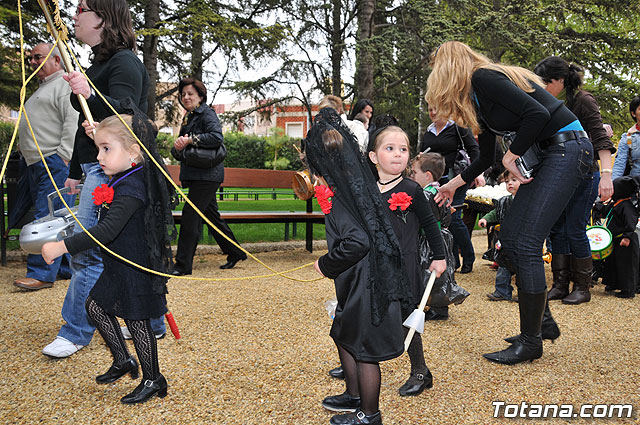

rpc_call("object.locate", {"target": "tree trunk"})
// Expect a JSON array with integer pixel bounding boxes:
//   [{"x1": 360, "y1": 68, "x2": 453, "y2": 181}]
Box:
[
  {"x1": 191, "y1": 33, "x2": 204, "y2": 82},
  {"x1": 142, "y1": 0, "x2": 160, "y2": 119},
  {"x1": 330, "y1": 0, "x2": 342, "y2": 96},
  {"x1": 355, "y1": 0, "x2": 375, "y2": 101}
]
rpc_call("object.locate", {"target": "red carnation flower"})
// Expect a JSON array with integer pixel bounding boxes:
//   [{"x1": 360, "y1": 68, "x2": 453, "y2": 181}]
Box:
[
  {"x1": 388, "y1": 192, "x2": 412, "y2": 211},
  {"x1": 314, "y1": 185, "x2": 334, "y2": 215},
  {"x1": 92, "y1": 184, "x2": 114, "y2": 207}
]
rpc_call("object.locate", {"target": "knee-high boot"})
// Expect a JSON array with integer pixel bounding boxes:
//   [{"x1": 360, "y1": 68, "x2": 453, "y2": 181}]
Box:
[
  {"x1": 562, "y1": 255, "x2": 592, "y2": 304},
  {"x1": 504, "y1": 298, "x2": 560, "y2": 344},
  {"x1": 484, "y1": 291, "x2": 546, "y2": 365},
  {"x1": 547, "y1": 254, "x2": 571, "y2": 300}
]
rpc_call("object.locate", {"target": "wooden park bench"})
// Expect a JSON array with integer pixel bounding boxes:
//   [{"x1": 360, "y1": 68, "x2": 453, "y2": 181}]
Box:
[{"x1": 167, "y1": 166, "x2": 325, "y2": 253}]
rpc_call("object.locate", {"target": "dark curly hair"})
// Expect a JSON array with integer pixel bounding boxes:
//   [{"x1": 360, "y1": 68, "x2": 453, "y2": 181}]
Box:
[{"x1": 87, "y1": 0, "x2": 136, "y2": 63}]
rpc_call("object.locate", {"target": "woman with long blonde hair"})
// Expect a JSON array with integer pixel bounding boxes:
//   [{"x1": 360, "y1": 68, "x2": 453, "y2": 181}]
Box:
[{"x1": 428, "y1": 41, "x2": 593, "y2": 365}]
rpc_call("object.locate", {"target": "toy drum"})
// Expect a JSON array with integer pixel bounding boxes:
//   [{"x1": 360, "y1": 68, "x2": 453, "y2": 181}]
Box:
[
  {"x1": 292, "y1": 170, "x2": 315, "y2": 200},
  {"x1": 586, "y1": 225, "x2": 613, "y2": 261}
]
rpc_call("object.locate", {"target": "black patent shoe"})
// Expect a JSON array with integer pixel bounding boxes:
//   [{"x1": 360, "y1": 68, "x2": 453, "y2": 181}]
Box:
[
  {"x1": 330, "y1": 409, "x2": 382, "y2": 425},
  {"x1": 96, "y1": 357, "x2": 139, "y2": 384},
  {"x1": 424, "y1": 309, "x2": 448, "y2": 321},
  {"x1": 322, "y1": 392, "x2": 361, "y2": 412},
  {"x1": 328, "y1": 366, "x2": 345, "y2": 380},
  {"x1": 220, "y1": 256, "x2": 246, "y2": 269},
  {"x1": 121, "y1": 375, "x2": 168, "y2": 404},
  {"x1": 398, "y1": 370, "x2": 433, "y2": 396}
]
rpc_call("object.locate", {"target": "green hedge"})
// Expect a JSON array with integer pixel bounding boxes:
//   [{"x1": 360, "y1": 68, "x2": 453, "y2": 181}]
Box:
[
  {"x1": 0, "y1": 120, "x2": 17, "y2": 157},
  {"x1": 223, "y1": 131, "x2": 303, "y2": 170}
]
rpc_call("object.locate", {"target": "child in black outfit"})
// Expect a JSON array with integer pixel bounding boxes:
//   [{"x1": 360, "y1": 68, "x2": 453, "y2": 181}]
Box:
[
  {"x1": 601, "y1": 176, "x2": 640, "y2": 298},
  {"x1": 42, "y1": 110, "x2": 175, "y2": 404}
]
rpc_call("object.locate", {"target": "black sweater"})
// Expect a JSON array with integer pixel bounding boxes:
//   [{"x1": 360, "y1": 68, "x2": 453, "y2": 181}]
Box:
[
  {"x1": 419, "y1": 124, "x2": 480, "y2": 179},
  {"x1": 461, "y1": 68, "x2": 578, "y2": 183},
  {"x1": 68, "y1": 47, "x2": 149, "y2": 180}
]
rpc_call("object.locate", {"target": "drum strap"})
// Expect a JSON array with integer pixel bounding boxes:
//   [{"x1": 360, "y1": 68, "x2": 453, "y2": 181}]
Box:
[{"x1": 605, "y1": 197, "x2": 631, "y2": 228}]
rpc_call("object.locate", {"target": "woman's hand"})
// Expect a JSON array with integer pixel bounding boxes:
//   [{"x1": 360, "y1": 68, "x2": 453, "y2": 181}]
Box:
[
  {"x1": 474, "y1": 174, "x2": 486, "y2": 188},
  {"x1": 478, "y1": 218, "x2": 487, "y2": 228},
  {"x1": 598, "y1": 172, "x2": 613, "y2": 202},
  {"x1": 434, "y1": 183, "x2": 456, "y2": 207},
  {"x1": 620, "y1": 237, "x2": 630, "y2": 247},
  {"x1": 65, "y1": 178, "x2": 81, "y2": 195},
  {"x1": 173, "y1": 135, "x2": 192, "y2": 151},
  {"x1": 42, "y1": 241, "x2": 68, "y2": 265},
  {"x1": 314, "y1": 259, "x2": 326, "y2": 277},
  {"x1": 82, "y1": 120, "x2": 97, "y2": 140},
  {"x1": 429, "y1": 259, "x2": 447, "y2": 278},
  {"x1": 502, "y1": 150, "x2": 533, "y2": 184},
  {"x1": 63, "y1": 71, "x2": 92, "y2": 99}
]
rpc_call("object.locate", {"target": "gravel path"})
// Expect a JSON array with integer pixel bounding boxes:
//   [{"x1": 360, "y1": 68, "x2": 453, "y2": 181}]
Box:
[{"x1": 0, "y1": 233, "x2": 638, "y2": 424}]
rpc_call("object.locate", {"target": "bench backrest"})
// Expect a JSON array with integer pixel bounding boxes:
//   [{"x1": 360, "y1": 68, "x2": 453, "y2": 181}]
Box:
[{"x1": 166, "y1": 165, "x2": 297, "y2": 189}]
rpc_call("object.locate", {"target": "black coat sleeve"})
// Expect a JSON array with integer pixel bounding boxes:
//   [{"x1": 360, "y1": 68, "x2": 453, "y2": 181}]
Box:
[
  {"x1": 191, "y1": 108, "x2": 224, "y2": 149},
  {"x1": 64, "y1": 196, "x2": 143, "y2": 255},
  {"x1": 318, "y1": 202, "x2": 370, "y2": 279},
  {"x1": 460, "y1": 131, "x2": 496, "y2": 183},
  {"x1": 412, "y1": 186, "x2": 446, "y2": 260}
]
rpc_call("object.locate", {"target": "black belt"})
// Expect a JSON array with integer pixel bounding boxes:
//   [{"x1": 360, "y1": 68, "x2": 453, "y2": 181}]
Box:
[{"x1": 539, "y1": 130, "x2": 588, "y2": 149}]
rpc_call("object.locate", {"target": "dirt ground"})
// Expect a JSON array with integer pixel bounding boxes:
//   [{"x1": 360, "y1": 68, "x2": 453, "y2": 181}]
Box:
[{"x1": 0, "y1": 233, "x2": 639, "y2": 425}]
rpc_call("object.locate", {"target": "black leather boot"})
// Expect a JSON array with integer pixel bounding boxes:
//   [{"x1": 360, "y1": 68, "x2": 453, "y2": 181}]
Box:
[
  {"x1": 503, "y1": 299, "x2": 560, "y2": 344},
  {"x1": 562, "y1": 255, "x2": 592, "y2": 304},
  {"x1": 547, "y1": 254, "x2": 571, "y2": 300},
  {"x1": 96, "y1": 357, "x2": 139, "y2": 384},
  {"x1": 120, "y1": 374, "x2": 168, "y2": 404},
  {"x1": 484, "y1": 291, "x2": 546, "y2": 365}
]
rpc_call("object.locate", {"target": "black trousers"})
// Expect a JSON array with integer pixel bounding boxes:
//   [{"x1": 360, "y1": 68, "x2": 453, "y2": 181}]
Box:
[{"x1": 174, "y1": 180, "x2": 246, "y2": 273}]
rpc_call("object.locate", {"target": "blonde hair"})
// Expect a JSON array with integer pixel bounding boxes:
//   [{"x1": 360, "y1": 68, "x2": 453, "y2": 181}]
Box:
[
  {"x1": 425, "y1": 41, "x2": 544, "y2": 134},
  {"x1": 96, "y1": 115, "x2": 143, "y2": 161},
  {"x1": 318, "y1": 95, "x2": 344, "y2": 114},
  {"x1": 370, "y1": 126, "x2": 410, "y2": 152}
]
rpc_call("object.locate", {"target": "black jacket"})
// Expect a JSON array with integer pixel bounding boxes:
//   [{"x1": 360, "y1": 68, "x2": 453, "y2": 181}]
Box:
[
  {"x1": 68, "y1": 47, "x2": 149, "y2": 180},
  {"x1": 419, "y1": 124, "x2": 480, "y2": 179},
  {"x1": 171, "y1": 104, "x2": 225, "y2": 183}
]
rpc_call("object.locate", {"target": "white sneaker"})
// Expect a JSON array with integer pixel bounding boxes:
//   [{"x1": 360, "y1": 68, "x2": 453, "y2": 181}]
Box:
[
  {"x1": 120, "y1": 326, "x2": 166, "y2": 340},
  {"x1": 42, "y1": 336, "x2": 85, "y2": 358}
]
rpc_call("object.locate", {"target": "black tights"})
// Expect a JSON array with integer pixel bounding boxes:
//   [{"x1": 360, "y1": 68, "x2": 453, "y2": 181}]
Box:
[
  {"x1": 337, "y1": 345, "x2": 380, "y2": 415},
  {"x1": 405, "y1": 330, "x2": 429, "y2": 376},
  {"x1": 85, "y1": 296, "x2": 160, "y2": 380}
]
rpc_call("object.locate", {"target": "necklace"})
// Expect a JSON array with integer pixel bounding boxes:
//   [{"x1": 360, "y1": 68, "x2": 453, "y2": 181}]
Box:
[{"x1": 378, "y1": 175, "x2": 402, "y2": 186}]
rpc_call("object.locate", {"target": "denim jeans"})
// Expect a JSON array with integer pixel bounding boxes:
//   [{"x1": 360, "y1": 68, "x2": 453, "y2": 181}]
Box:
[
  {"x1": 26, "y1": 154, "x2": 74, "y2": 282},
  {"x1": 58, "y1": 162, "x2": 165, "y2": 345},
  {"x1": 495, "y1": 266, "x2": 514, "y2": 299},
  {"x1": 499, "y1": 138, "x2": 593, "y2": 294},
  {"x1": 449, "y1": 183, "x2": 475, "y2": 268},
  {"x1": 549, "y1": 171, "x2": 600, "y2": 258}
]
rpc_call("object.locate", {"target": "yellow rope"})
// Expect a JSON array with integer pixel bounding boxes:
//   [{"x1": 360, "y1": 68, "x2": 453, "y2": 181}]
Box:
[{"x1": 6, "y1": 4, "x2": 323, "y2": 283}]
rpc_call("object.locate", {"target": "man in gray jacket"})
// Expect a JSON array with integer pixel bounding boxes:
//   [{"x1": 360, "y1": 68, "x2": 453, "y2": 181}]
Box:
[{"x1": 14, "y1": 43, "x2": 78, "y2": 291}]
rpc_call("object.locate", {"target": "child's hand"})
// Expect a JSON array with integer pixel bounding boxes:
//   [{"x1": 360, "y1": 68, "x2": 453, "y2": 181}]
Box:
[
  {"x1": 620, "y1": 238, "x2": 630, "y2": 247},
  {"x1": 429, "y1": 259, "x2": 447, "y2": 278},
  {"x1": 82, "y1": 120, "x2": 97, "y2": 139},
  {"x1": 478, "y1": 218, "x2": 487, "y2": 228},
  {"x1": 314, "y1": 259, "x2": 326, "y2": 277},
  {"x1": 41, "y1": 241, "x2": 68, "y2": 265}
]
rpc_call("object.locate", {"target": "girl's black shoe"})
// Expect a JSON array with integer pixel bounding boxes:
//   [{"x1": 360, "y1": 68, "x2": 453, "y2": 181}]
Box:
[
  {"x1": 96, "y1": 357, "x2": 139, "y2": 384},
  {"x1": 330, "y1": 409, "x2": 382, "y2": 425},
  {"x1": 121, "y1": 374, "x2": 168, "y2": 404},
  {"x1": 398, "y1": 370, "x2": 433, "y2": 396}
]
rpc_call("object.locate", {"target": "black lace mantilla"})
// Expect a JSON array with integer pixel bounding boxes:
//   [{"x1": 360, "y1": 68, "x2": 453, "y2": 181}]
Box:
[
  {"x1": 304, "y1": 107, "x2": 411, "y2": 326},
  {"x1": 121, "y1": 98, "x2": 177, "y2": 294}
]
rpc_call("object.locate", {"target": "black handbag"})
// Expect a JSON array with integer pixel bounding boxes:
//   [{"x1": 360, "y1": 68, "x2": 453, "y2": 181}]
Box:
[{"x1": 173, "y1": 143, "x2": 227, "y2": 169}]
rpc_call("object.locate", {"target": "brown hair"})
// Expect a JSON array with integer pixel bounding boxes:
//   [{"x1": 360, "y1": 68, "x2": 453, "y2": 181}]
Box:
[
  {"x1": 321, "y1": 129, "x2": 343, "y2": 152},
  {"x1": 96, "y1": 115, "x2": 142, "y2": 162},
  {"x1": 318, "y1": 95, "x2": 344, "y2": 114},
  {"x1": 426, "y1": 41, "x2": 543, "y2": 134},
  {"x1": 412, "y1": 152, "x2": 446, "y2": 182},
  {"x1": 178, "y1": 77, "x2": 208, "y2": 107},
  {"x1": 87, "y1": 0, "x2": 136, "y2": 63}
]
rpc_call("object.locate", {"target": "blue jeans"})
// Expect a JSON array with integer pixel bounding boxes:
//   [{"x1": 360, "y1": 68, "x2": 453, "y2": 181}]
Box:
[
  {"x1": 58, "y1": 162, "x2": 166, "y2": 345},
  {"x1": 450, "y1": 183, "x2": 475, "y2": 267},
  {"x1": 549, "y1": 171, "x2": 600, "y2": 258},
  {"x1": 495, "y1": 266, "x2": 514, "y2": 299},
  {"x1": 500, "y1": 138, "x2": 593, "y2": 294},
  {"x1": 26, "y1": 154, "x2": 74, "y2": 282}
]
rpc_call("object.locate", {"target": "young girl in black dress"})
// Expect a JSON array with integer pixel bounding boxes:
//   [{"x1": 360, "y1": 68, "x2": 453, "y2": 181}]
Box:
[
  {"x1": 307, "y1": 108, "x2": 413, "y2": 425},
  {"x1": 368, "y1": 126, "x2": 447, "y2": 396},
  {"x1": 42, "y1": 110, "x2": 175, "y2": 404}
]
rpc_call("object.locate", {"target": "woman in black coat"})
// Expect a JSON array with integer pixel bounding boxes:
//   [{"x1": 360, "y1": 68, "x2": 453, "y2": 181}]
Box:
[{"x1": 171, "y1": 78, "x2": 246, "y2": 274}]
